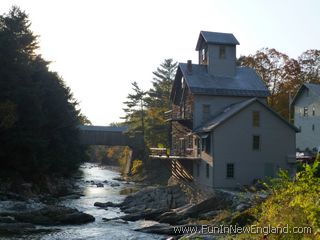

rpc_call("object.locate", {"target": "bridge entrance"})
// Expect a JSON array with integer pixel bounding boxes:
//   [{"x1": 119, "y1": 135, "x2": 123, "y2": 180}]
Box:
[{"x1": 79, "y1": 125, "x2": 144, "y2": 174}]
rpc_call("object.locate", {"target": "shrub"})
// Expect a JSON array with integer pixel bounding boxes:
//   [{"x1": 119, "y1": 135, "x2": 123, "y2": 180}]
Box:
[
  {"x1": 236, "y1": 161, "x2": 320, "y2": 239},
  {"x1": 131, "y1": 159, "x2": 143, "y2": 175}
]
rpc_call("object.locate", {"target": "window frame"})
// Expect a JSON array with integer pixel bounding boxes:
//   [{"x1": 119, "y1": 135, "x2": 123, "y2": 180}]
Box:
[
  {"x1": 252, "y1": 135, "x2": 261, "y2": 151},
  {"x1": 219, "y1": 46, "x2": 226, "y2": 59},
  {"x1": 226, "y1": 163, "x2": 234, "y2": 178},
  {"x1": 206, "y1": 163, "x2": 210, "y2": 178},
  {"x1": 252, "y1": 111, "x2": 260, "y2": 127},
  {"x1": 202, "y1": 104, "x2": 210, "y2": 122},
  {"x1": 196, "y1": 162, "x2": 200, "y2": 177},
  {"x1": 201, "y1": 47, "x2": 207, "y2": 62},
  {"x1": 303, "y1": 107, "x2": 308, "y2": 117}
]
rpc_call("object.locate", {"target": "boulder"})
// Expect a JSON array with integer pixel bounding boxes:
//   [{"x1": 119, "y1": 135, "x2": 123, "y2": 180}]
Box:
[
  {"x1": 0, "y1": 216, "x2": 16, "y2": 223},
  {"x1": 96, "y1": 183, "x2": 104, "y2": 188},
  {"x1": 110, "y1": 183, "x2": 120, "y2": 187},
  {"x1": 12, "y1": 205, "x2": 95, "y2": 225},
  {"x1": 94, "y1": 201, "x2": 121, "y2": 208},
  {"x1": 0, "y1": 222, "x2": 35, "y2": 234}
]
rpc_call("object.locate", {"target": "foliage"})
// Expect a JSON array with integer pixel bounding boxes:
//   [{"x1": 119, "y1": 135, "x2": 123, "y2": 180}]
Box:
[
  {"x1": 131, "y1": 159, "x2": 143, "y2": 175},
  {"x1": 145, "y1": 59, "x2": 177, "y2": 147},
  {"x1": 122, "y1": 59, "x2": 177, "y2": 149},
  {"x1": 238, "y1": 48, "x2": 320, "y2": 119},
  {"x1": 0, "y1": 7, "x2": 88, "y2": 178},
  {"x1": 237, "y1": 162, "x2": 320, "y2": 240},
  {"x1": 122, "y1": 81, "x2": 147, "y2": 138}
]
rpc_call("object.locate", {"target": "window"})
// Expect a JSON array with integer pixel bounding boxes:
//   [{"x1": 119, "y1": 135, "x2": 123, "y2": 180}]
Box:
[
  {"x1": 206, "y1": 163, "x2": 210, "y2": 178},
  {"x1": 252, "y1": 111, "x2": 260, "y2": 127},
  {"x1": 196, "y1": 138, "x2": 201, "y2": 157},
  {"x1": 201, "y1": 48, "x2": 207, "y2": 62},
  {"x1": 187, "y1": 135, "x2": 193, "y2": 148},
  {"x1": 312, "y1": 124, "x2": 315, "y2": 131},
  {"x1": 201, "y1": 133, "x2": 211, "y2": 154},
  {"x1": 303, "y1": 107, "x2": 308, "y2": 117},
  {"x1": 203, "y1": 104, "x2": 210, "y2": 122},
  {"x1": 313, "y1": 107, "x2": 315, "y2": 116},
  {"x1": 196, "y1": 163, "x2": 200, "y2": 177},
  {"x1": 219, "y1": 46, "x2": 226, "y2": 59},
  {"x1": 253, "y1": 135, "x2": 260, "y2": 150},
  {"x1": 226, "y1": 163, "x2": 234, "y2": 178}
]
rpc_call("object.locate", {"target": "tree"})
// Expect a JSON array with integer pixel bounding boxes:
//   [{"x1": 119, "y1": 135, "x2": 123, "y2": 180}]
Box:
[
  {"x1": 238, "y1": 48, "x2": 301, "y2": 119},
  {"x1": 145, "y1": 59, "x2": 177, "y2": 147},
  {"x1": 298, "y1": 49, "x2": 320, "y2": 84},
  {"x1": 122, "y1": 81, "x2": 147, "y2": 139},
  {"x1": 0, "y1": 7, "x2": 87, "y2": 178}
]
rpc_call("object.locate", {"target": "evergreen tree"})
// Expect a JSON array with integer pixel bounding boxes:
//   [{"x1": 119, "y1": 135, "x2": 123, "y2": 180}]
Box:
[
  {"x1": 0, "y1": 7, "x2": 88, "y2": 178},
  {"x1": 145, "y1": 59, "x2": 177, "y2": 147},
  {"x1": 122, "y1": 81, "x2": 147, "y2": 139}
]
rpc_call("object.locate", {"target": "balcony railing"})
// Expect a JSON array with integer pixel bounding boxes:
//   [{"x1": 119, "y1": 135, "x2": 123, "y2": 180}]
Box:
[
  {"x1": 149, "y1": 147, "x2": 200, "y2": 160},
  {"x1": 165, "y1": 110, "x2": 192, "y2": 121}
]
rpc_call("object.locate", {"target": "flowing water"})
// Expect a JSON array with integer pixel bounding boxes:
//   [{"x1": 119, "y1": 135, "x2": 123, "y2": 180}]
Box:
[{"x1": 4, "y1": 163, "x2": 165, "y2": 240}]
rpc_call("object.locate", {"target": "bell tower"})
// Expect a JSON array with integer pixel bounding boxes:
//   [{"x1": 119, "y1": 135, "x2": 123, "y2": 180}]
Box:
[{"x1": 195, "y1": 31, "x2": 239, "y2": 77}]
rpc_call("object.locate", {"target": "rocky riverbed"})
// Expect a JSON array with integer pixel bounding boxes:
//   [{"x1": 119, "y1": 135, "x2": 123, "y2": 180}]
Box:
[
  {"x1": 0, "y1": 163, "x2": 268, "y2": 239},
  {"x1": 96, "y1": 182, "x2": 268, "y2": 238},
  {"x1": 0, "y1": 163, "x2": 165, "y2": 240}
]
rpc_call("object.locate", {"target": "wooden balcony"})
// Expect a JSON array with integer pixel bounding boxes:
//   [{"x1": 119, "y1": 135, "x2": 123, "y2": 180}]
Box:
[
  {"x1": 165, "y1": 110, "x2": 192, "y2": 121},
  {"x1": 165, "y1": 110, "x2": 193, "y2": 129},
  {"x1": 149, "y1": 147, "x2": 200, "y2": 160}
]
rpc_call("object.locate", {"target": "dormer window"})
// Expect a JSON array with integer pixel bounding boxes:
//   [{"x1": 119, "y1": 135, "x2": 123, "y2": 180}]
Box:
[
  {"x1": 219, "y1": 46, "x2": 226, "y2": 59},
  {"x1": 201, "y1": 48, "x2": 207, "y2": 62}
]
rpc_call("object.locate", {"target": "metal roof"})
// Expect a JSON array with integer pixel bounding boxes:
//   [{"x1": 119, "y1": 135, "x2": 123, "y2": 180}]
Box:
[
  {"x1": 306, "y1": 83, "x2": 320, "y2": 95},
  {"x1": 194, "y1": 98, "x2": 299, "y2": 133},
  {"x1": 291, "y1": 83, "x2": 320, "y2": 105},
  {"x1": 179, "y1": 63, "x2": 270, "y2": 97},
  {"x1": 79, "y1": 125, "x2": 129, "y2": 132},
  {"x1": 196, "y1": 31, "x2": 239, "y2": 50}
]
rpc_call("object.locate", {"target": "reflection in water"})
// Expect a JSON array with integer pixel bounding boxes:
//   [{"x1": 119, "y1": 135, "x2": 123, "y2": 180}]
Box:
[{"x1": 3, "y1": 163, "x2": 164, "y2": 240}]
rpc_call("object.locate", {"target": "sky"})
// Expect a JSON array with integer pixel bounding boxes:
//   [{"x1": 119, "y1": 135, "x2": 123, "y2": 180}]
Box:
[{"x1": 1, "y1": 0, "x2": 320, "y2": 125}]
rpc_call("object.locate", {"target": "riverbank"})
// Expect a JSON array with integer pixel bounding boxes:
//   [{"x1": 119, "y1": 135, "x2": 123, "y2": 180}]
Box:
[
  {"x1": 0, "y1": 163, "x2": 166, "y2": 240},
  {"x1": 0, "y1": 169, "x2": 95, "y2": 236},
  {"x1": 95, "y1": 175, "x2": 268, "y2": 239}
]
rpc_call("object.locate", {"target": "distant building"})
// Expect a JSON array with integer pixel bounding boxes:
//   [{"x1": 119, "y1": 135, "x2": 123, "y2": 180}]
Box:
[
  {"x1": 166, "y1": 31, "x2": 298, "y2": 188},
  {"x1": 292, "y1": 83, "x2": 320, "y2": 151}
]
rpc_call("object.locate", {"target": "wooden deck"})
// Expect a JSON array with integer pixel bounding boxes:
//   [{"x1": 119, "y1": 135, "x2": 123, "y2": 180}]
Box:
[{"x1": 149, "y1": 155, "x2": 201, "y2": 160}]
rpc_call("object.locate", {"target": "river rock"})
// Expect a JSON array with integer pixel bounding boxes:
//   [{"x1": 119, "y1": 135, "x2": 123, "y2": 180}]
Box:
[
  {"x1": 94, "y1": 201, "x2": 121, "y2": 208},
  {"x1": 236, "y1": 203, "x2": 250, "y2": 212},
  {"x1": 112, "y1": 177, "x2": 125, "y2": 182},
  {"x1": 110, "y1": 183, "x2": 120, "y2": 187},
  {"x1": 9, "y1": 205, "x2": 95, "y2": 225},
  {"x1": 59, "y1": 194, "x2": 82, "y2": 201},
  {"x1": 0, "y1": 222, "x2": 35, "y2": 234},
  {"x1": 0, "y1": 216, "x2": 16, "y2": 223},
  {"x1": 96, "y1": 183, "x2": 104, "y2": 188}
]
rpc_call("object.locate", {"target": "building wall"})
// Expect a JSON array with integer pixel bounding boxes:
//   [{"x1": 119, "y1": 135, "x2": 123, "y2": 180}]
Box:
[
  {"x1": 294, "y1": 88, "x2": 320, "y2": 151},
  {"x1": 192, "y1": 158, "x2": 214, "y2": 188},
  {"x1": 193, "y1": 95, "x2": 267, "y2": 129},
  {"x1": 207, "y1": 44, "x2": 236, "y2": 77},
  {"x1": 211, "y1": 102, "x2": 296, "y2": 188}
]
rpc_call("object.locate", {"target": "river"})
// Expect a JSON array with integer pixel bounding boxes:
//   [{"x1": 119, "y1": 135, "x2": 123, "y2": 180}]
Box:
[{"x1": 3, "y1": 163, "x2": 165, "y2": 240}]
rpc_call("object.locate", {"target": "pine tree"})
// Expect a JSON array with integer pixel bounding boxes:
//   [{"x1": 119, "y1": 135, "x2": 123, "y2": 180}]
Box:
[
  {"x1": 0, "y1": 7, "x2": 88, "y2": 178},
  {"x1": 122, "y1": 81, "x2": 147, "y2": 139},
  {"x1": 145, "y1": 59, "x2": 177, "y2": 147}
]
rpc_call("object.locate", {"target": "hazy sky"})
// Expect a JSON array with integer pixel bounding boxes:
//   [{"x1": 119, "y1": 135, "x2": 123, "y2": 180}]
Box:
[{"x1": 1, "y1": 0, "x2": 320, "y2": 125}]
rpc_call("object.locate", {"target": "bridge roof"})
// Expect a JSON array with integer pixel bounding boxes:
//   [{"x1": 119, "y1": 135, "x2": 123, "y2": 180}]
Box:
[{"x1": 79, "y1": 125, "x2": 129, "y2": 132}]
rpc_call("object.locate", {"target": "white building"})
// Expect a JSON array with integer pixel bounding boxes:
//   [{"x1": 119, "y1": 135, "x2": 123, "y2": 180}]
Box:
[{"x1": 292, "y1": 83, "x2": 320, "y2": 151}]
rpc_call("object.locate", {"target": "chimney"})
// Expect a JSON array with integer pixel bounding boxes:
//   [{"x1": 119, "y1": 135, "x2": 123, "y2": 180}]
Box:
[{"x1": 187, "y1": 60, "x2": 192, "y2": 74}]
